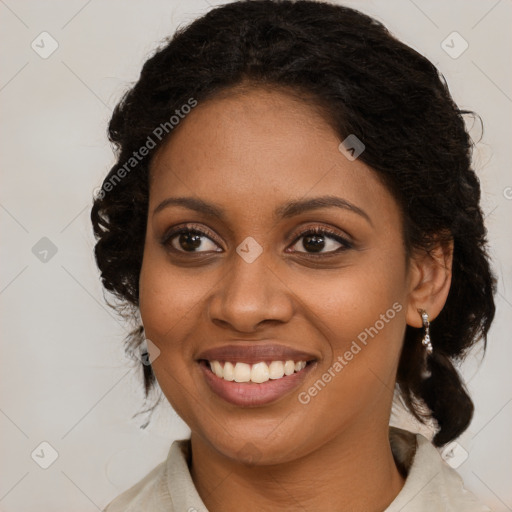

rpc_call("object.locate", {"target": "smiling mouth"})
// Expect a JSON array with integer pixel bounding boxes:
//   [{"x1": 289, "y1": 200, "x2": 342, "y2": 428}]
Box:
[{"x1": 202, "y1": 359, "x2": 311, "y2": 383}]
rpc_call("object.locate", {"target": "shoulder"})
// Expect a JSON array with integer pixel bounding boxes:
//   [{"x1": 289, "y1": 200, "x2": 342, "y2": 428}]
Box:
[
  {"x1": 387, "y1": 428, "x2": 491, "y2": 512},
  {"x1": 102, "y1": 460, "x2": 170, "y2": 512},
  {"x1": 103, "y1": 438, "x2": 209, "y2": 512},
  {"x1": 102, "y1": 446, "x2": 175, "y2": 512}
]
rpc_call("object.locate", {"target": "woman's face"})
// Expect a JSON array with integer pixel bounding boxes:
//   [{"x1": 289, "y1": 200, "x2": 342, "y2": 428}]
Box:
[{"x1": 139, "y1": 87, "x2": 414, "y2": 464}]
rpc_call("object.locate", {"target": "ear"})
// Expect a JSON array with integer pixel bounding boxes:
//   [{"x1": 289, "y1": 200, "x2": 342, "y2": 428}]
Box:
[{"x1": 405, "y1": 238, "x2": 454, "y2": 328}]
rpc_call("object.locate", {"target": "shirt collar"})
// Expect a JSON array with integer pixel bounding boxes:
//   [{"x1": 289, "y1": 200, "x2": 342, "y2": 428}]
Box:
[{"x1": 164, "y1": 427, "x2": 490, "y2": 512}]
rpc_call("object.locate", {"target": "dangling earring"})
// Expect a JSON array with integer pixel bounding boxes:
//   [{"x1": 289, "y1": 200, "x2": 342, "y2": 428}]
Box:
[
  {"x1": 418, "y1": 309, "x2": 433, "y2": 379},
  {"x1": 418, "y1": 309, "x2": 433, "y2": 355}
]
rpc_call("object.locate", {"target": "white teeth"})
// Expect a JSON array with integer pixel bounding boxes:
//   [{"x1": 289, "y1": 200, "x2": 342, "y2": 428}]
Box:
[
  {"x1": 284, "y1": 360, "x2": 295, "y2": 375},
  {"x1": 223, "y1": 361, "x2": 235, "y2": 381},
  {"x1": 211, "y1": 360, "x2": 223, "y2": 378},
  {"x1": 268, "y1": 361, "x2": 284, "y2": 379},
  {"x1": 208, "y1": 359, "x2": 309, "y2": 383},
  {"x1": 295, "y1": 361, "x2": 306, "y2": 372},
  {"x1": 234, "y1": 362, "x2": 251, "y2": 382},
  {"x1": 251, "y1": 362, "x2": 270, "y2": 383}
]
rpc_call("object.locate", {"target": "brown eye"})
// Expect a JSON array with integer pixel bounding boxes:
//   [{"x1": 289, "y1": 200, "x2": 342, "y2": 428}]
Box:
[
  {"x1": 289, "y1": 228, "x2": 352, "y2": 255},
  {"x1": 162, "y1": 227, "x2": 221, "y2": 253}
]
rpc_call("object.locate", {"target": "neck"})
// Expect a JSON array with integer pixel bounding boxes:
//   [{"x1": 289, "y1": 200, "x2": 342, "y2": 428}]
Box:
[{"x1": 189, "y1": 423, "x2": 405, "y2": 512}]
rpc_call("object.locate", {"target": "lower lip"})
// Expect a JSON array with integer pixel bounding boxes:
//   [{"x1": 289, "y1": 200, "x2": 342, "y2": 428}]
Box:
[{"x1": 198, "y1": 361, "x2": 315, "y2": 407}]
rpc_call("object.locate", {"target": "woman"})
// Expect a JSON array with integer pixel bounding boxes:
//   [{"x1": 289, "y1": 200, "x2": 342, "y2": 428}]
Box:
[{"x1": 91, "y1": 1, "x2": 497, "y2": 510}]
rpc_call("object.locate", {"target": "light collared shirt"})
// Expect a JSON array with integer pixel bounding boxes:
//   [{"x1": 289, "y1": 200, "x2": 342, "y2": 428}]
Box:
[{"x1": 103, "y1": 427, "x2": 491, "y2": 511}]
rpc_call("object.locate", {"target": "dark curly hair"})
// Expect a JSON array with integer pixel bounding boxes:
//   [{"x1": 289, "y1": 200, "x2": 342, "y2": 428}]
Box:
[{"x1": 91, "y1": 0, "x2": 496, "y2": 446}]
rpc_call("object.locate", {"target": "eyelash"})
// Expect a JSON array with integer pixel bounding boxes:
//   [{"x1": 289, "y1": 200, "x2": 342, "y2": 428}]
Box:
[
  {"x1": 291, "y1": 226, "x2": 353, "y2": 255},
  {"x1": 161, "y1": 223, "x2": 353, "y2": 256}
]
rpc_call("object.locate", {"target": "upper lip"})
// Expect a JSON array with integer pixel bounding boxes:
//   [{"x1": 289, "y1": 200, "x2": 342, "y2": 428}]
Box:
[{"x1": 196, "y1": 343, "x2": 318, "y2": 364}]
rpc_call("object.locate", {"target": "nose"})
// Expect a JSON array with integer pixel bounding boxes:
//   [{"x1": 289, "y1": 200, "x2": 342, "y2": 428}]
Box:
[{"x1": 207, "y1": 249, "x2": 295, "y2": 333}]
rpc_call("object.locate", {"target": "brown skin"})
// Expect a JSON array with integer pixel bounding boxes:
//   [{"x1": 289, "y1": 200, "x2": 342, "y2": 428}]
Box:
[{"x1": 138, "y1": 87, "x2": 453, "y2": 512}]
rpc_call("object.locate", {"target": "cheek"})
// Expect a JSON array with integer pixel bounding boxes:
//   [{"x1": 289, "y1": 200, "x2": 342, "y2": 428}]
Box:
[
  {"x1": 138, "y1": 251, "x2": 209, "y2": 343},
  {"x1": 292, "y1": 250, "x2": 408, "y2": 418},
  {"x1": 138, "y1": 252, "x2": 209, "y2": 424},
  {"x1": 297, "y1": 253, "x2": 407, "y2": 346}
]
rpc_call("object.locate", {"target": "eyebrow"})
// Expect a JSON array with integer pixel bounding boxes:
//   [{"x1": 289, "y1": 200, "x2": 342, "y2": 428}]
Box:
[{"x1": 153, "y1": 195, "x2": 373, "y2": 226}]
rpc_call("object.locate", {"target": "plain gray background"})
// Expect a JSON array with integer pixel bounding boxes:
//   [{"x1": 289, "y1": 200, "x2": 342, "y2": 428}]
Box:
[{"x1": 1, "y1": 0, "x2": 511, "y2": 510}]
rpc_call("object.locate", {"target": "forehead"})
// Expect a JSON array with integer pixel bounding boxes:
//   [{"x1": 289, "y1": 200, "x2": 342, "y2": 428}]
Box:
[{"x1": 148, "y1": 87, "x2": 399, "y2": 227}]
